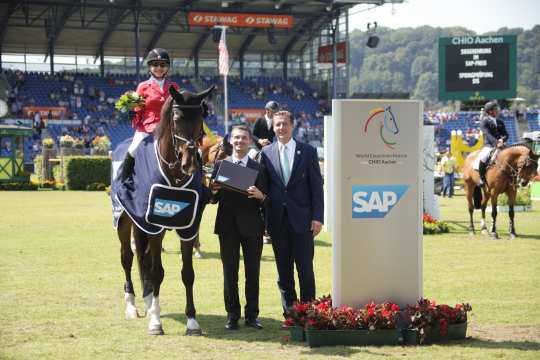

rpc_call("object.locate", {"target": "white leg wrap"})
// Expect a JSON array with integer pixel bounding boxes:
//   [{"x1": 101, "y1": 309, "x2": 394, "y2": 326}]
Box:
[
  {"x1": 480, "y1": 219, "x2": 486, "y2": 228},
  {"x1": 187, "y1": 318, "x2": 201, "y2": 331},
  {"x1": 143, "y1": 293, "x2": 153, "y2": 316},
  {"x1": 124, "y1": 293, "x2": 139, "y2": 319},
  {"x1": 147, "y1": 296, "x2": 162, "y2": 331}
]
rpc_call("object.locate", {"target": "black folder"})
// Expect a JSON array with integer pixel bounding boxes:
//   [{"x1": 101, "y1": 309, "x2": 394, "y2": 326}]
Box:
[{"x1": 214, "y1": 160, "x2": 259, "y2": 194}]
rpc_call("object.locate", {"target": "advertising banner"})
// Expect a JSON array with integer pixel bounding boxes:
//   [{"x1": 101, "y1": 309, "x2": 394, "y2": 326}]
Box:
[
  {"x1": 188, "y1": 12, "x2": 293, "y2": 29},
  {"x1": 318, "y1": 42, "x2": 347, "y2": 64},
  {"x1": 23, "y1": 106, "x2": 67, "y2": 119},
  {"x1": 330, "y1": 100, "x2": 423, "y2": 308},
  {"x1": 229, "y1": 108, "x2": 264, "y2": 123}
]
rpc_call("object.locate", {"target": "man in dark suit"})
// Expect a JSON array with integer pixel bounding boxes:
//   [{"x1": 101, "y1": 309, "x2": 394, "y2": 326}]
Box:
[
  {"x1": 259, "y1": 110, "x2": 324, "y2": 315},
  {"x1": 252, "y1": 101, "x2": 279, "y2": 150},
  {"x1": 477, "y1": 101, "x2": 508, "y2": 185},
  {"x1": 211, "y1": 125, "x2": 267, "y2": 330}
]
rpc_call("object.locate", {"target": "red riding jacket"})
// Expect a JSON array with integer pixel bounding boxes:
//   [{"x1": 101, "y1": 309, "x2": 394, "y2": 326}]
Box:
[{"x1": 132, "y1": 78, "x2": 179, "y2": 133}]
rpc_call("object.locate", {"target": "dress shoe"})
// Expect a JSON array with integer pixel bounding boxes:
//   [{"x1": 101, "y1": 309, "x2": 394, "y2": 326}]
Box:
[
  {"x1": 225, "y1": 319, "x2": 239, "y2": 330},
  {"x1": 244, "y1": 318, "x2": 263, "y2": 329}
]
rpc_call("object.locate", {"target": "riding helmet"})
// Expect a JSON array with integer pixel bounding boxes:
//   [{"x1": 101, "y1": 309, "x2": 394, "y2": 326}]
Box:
[
  {"x1": 145, "y1": 48, "x2": 171, "y2": 66},
  {"x1": 265, "y1": 101, "x2": 280, "y2": 112}
]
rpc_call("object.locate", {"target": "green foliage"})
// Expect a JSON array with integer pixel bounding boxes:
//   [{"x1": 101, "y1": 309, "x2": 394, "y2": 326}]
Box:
[
  {"x1": 0, "y1": 182, "x2": 38, "y2": 190},
  {"x1": 85, "y1": 182, "x2": 107, "y2": 191},
  {"x1": 349, "y1": 25, "x2": 540, "y2": 105},
  {"x1": 497, "y1": 186, "x2": 532, "y2": 206},
  {"x1": 63, "y1": 156, "x2": 111, "y2": 190}
]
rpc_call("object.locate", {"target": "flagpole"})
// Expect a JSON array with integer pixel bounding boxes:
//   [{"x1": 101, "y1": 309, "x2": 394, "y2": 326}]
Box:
[
  {"x1": 224, "y1": 72, "x2": 229, "y2": 135},
  {"x1": 217, "y1": 25, "x2": 230, "y2": 135}
]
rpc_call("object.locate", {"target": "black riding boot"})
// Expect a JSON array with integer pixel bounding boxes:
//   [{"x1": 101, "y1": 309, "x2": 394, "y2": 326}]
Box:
[
  {"x1": 120, "y1": 153, "x2": 135, "y2": 182},
  {"x1": 478, "y1": 161, "x2": 487, "y2": 186}
]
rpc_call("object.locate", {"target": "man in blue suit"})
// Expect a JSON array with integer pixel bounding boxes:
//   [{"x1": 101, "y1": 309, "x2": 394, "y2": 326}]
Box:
[{"x1": 260, "y1": 110, "x2": 324, "y2": 315}]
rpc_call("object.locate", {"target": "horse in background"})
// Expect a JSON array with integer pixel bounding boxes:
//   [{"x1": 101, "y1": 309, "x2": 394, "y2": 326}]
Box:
[
  {"x1": 462, "y1": 144, "x2": 538, "y2": 239},
  {"x1": 113, "y1": 86, "x2": 214, "y2": 335}
]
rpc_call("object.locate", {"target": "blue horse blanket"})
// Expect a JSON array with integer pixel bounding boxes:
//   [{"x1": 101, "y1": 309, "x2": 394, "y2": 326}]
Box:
[{"x1": 111, "y1": 136, "x2": 210, "y2": 240}]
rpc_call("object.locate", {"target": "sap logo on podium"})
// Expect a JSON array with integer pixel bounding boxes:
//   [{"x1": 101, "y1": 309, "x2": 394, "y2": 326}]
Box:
[
  {"x1": 153, "y1": 198, "x2": 190, "y2": 218},
  {"x1": 352, "y1": 185, "x2": 409, "y2": 218}
]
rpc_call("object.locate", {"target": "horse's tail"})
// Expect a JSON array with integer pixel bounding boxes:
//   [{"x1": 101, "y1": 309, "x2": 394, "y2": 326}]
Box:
[{"x1": 473, "y1": 186, "x2": 482, "y2": 209}]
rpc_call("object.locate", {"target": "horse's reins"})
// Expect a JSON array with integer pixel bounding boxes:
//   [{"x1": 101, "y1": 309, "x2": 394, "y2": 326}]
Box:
[{"x1": 493, "y1": 151, "x2": 538, "y2": 187}]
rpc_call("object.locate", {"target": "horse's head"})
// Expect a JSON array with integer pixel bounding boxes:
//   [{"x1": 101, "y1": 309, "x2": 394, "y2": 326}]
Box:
[
  {"x1": 516, "y1": 147, "x2": 539, "y2": 186},
  {"x1": 159, "y1": 85, "x2": 215, "y2": 176}
]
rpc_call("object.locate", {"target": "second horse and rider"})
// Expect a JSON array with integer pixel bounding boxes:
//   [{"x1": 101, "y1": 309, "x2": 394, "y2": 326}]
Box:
[{"x1": 112, "y1": 48, "x2": 325, "y2": 334}]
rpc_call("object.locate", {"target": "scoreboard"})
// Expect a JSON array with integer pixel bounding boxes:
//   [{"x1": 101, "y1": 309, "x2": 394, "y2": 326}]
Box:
[{"x1": 438, "y1": 35, "x2": 517, "y2": 101}]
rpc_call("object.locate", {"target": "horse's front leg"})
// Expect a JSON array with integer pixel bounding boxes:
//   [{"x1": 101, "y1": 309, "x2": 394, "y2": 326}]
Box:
[
  {"x1": 506, "y1": 189, "x2": 517, "y2": 240},
  {"x1": 490, "y1": 192, "x2": 499, "y2": 239},
  {"x1": 117, "y1": 215, "x2": 138, "y2": 319},
  {"x1": 146, "y1": 233, "x2": 165, "y2": 335},
  {"x1": 180, "y1": 238, "x2": 202, "y2": 335}
]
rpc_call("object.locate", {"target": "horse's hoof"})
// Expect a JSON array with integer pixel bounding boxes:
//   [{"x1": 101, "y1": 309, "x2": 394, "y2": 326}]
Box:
[
  {"x1": 194, "y1": 251, "x2": 203, "y2": 258},
  {"x1": 509, "y1": 233, "x2": 517, "y2": 240},
  {"x1": 491, "y1": 232, "x2": 499, "y2": 240},
  {"x1": 148, "y1": 325, "x2": 164, "y2": 335},
  {"x1": 185, "y1": 328, "x2": 202, "y2": 336},
  {"x1": 481, "y1": 229, "x2": 488, "y2": 235}
]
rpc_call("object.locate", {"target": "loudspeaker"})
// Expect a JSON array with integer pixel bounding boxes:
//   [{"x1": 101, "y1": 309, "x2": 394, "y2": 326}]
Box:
[{"x1": 366, "y1": 35, "x2": 379, "y2": 48}]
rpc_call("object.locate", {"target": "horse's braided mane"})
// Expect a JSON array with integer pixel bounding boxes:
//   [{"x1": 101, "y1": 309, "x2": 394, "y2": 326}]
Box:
[{"x1": 505, "y1": 142, "x2": 534, "y2": 152}]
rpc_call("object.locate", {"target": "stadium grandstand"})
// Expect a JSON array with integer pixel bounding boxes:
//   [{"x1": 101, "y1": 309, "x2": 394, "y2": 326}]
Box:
[{"x1": 0, "y1": 0, "x2": 539, "y2": 165}]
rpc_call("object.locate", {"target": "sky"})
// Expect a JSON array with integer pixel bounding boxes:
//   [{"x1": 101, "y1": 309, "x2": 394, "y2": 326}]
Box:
[{"x1": 349, "y1": 0, "x2": 539, "y2": 34}]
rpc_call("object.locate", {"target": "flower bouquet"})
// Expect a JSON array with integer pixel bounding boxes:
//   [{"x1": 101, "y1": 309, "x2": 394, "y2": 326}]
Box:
[
  {"x1": 423, "y1": 213, "x2": 449, "y2": 234},
  {"x1": 115, "y1": 91, "x2": 145, "y2": 113}
]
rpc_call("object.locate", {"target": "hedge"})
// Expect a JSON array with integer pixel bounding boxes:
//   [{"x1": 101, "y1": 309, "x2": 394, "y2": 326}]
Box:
[{"x1": 63, "y1": 156, "x2": 111, "y2": 190}]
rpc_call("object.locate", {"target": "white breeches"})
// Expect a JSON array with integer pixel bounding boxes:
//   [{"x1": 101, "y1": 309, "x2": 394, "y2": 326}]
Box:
[
  {"x1": 128, "y1": 131, "x2": 150, "y2": 156},
  {"x1": 474, "y1": 146, "x2": 494, "y2": 170}
]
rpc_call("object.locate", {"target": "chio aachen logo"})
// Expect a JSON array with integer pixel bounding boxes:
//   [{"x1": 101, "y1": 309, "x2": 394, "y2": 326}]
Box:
[
  {"x1": 364, "y1": 106, "x2": 399, "y2": 149},
  {"x1": 153, "y1": 199, "x2": 190, "y2": 218},
  {"x1": 352, "y1": 185, "x2": 409, "y2": 218}
]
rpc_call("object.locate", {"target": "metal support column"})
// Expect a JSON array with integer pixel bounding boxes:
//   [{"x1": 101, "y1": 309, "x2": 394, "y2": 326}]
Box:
[
  {"x1": 194, "y1": 55, "x2": 199, "y2": 78},
  {"x1": 345, "y1": 9, "x2": 350, "y2": 98},
  {"x1": 100, "y1": 51, "x2": 105, "y2": 77},
  {"x1": 239, "y1": 53, "x2": 244, "y2": 80},
  {"x1": 283, "y1": 54, "x2": 288, "y2": 80},
  {"x1": 331, "y1": 14, "x2": 337, "y2": 100},
  {"x1": 134, "y1": 2, "x2": 141, "y2": 83}
]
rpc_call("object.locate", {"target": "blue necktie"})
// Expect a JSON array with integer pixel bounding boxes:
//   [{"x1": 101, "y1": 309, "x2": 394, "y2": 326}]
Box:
[{"x1": 280, "y1": 145, "x2": 291, "y2": 184}]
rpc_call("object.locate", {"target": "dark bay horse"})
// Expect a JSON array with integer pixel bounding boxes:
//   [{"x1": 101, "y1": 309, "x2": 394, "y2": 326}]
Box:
[
  {"x1": 115, "y1": 86, "x2": 214, "y2": 335},
  {"x1": 463, "y1": 144, "x2": 538, "y2": 239}
]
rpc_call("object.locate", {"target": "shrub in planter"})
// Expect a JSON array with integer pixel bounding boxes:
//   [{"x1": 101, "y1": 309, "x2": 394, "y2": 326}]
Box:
[
  {"x1": 497, "y1": 186, "x2": 531, "y2": 206},
  {"x1": 42, "y1": 138, "x2": 55, "y2": 149},
  {"x1": 423, "y1": 213, "x2": 449, "y2": 234},
  {"x1": 59, "y1": 134, "x2": 74, "y2": 148},
  {"x1": 0, "y1": 182, "x2": 38, "y2": 191},
  {"x1": 62, "y1": 156, "x2": 111, "y2": 190}
]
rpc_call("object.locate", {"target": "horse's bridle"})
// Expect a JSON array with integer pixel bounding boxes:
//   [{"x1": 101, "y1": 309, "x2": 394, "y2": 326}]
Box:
[
  {"x1": 157, "y1": 102, "x2": 204, "y2": 183},
  {"x1": 495, "y1": 152, "x2": 538, "y2": 187}
]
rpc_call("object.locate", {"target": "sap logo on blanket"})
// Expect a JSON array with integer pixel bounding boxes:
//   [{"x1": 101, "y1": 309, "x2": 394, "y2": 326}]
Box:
[
  {"x1": 153, "y1": 198, "x2": 190, "y2": 217},
  {"x1": 352, "y1": 184, "x2": 409, "y2": 218}
]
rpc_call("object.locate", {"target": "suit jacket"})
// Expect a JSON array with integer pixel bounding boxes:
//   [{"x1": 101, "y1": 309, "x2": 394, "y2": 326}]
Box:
[
  {"x1": 132, "y1": 78, "x2": 179, "y2": 133},
  {"x1": 252, "y1": 117, "x2": 275, "y2": 150},
  {"x1": 260, "y1": 141, "x2": 323, "y2": 234},
  {"x1": 212, "y1": 157, "x2": 266, "y2": 238},
  {"x1": 479, "y1": 115, "x2": 508, "y2": 147}
]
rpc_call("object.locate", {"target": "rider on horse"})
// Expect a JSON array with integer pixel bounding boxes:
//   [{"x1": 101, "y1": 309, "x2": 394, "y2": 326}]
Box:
[
  {"x1": 477, "y1": 101, "x2": 509, "y2": 185},
  {"x1": 120, "y1": 48, "x2": 180, "y2": 182}
]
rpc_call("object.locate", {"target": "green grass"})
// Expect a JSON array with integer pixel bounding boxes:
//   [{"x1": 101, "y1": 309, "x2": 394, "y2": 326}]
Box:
[{"x1": 0, "y1": 190, "x2": 539, "y2": 360}]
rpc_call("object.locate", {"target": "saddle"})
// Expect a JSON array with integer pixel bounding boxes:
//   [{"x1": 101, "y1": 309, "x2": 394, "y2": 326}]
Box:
[{"x1": 486, "y1": 148, "x2": 499, "y2": 168}]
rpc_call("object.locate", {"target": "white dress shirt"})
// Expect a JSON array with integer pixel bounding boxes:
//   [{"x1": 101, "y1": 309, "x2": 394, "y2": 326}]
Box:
[{"x1": 231, "y1": 153, "x2": 250, "y2": 167}]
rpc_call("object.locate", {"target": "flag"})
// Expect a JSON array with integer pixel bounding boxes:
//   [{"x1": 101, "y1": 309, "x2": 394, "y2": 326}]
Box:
[{"x1": 218, "y1": 28, "x2": 229, "y2": 76}]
